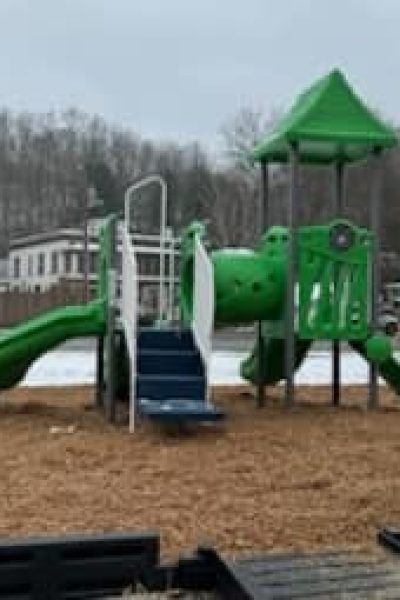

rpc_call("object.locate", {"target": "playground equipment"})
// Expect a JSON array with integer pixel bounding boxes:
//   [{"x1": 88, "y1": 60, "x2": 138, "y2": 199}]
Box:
[
  {"x1": 0, "y1": 68, "x2": 398, "y2": 430},
  {"x1": 179, "y1": 68, "x2": 400, "y2": 411},
  {"x1": 248, "y1": 68, "x2": 398, "y2": 408},
  {"x1": 122, "y1": 176, "x2": 224, "y2": 430},
  {"x1": 180, "y1": 217, "x2": 399, "y2": 394},
  {"x1": 0, "y1": 175, "x2": 224, "y2": 430},
  {"x1": 248, "y1": 70, "x2": 398, "y2": 407}
]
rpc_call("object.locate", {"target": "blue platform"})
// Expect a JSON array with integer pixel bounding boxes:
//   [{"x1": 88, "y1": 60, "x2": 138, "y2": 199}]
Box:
[{"x1": 136, "y1": 329, "x2": 224, "y2": 425}]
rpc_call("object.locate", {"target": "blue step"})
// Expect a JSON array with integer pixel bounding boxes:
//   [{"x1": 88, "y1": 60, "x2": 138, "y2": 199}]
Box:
[
  {"x1": 137, "y1": 374, "x2": 205, "y2": 401},
  {"x1": 138, "y1": 398, "x2": 224, "y2": 423},
  {"x1": 135, "y1": 327, "x2": 224, "y2": 426},
  {"x1": 137, "y1": 349, "x2": 203, "y2": 376},
  {"x1": 138, "y1": 329, "x2": 195, "y2": 351}
]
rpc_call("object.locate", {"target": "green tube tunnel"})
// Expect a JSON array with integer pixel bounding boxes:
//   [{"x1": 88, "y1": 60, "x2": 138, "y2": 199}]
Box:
[
  {"x1": 181, "y1": 224, "x2": 288, "y2": 325},
  {"x1": 180, "y1": 223, "x2": 310, "y2": 386}
]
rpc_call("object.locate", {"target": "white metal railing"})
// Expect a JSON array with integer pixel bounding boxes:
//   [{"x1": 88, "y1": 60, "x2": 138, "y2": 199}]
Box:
[
  {"x1": 124, "y1": 175, "x2": 167, "y2": 325},
  {"x1": 129, "y1": 230, "x2": 179, "y2": 323},
  {"x1": 192, "y1": 234, "x2": 214, "y2": 403},
  {"x1": 122, "y1": 225, "x2": 138, "y2": 432}
]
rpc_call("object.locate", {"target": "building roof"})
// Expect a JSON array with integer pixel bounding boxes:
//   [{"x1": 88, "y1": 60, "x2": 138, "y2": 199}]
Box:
[
  {"x1": 9, "y1": 223, "x2": 180, "y2": 253},
  {"x1": 10, "y1": 228, "x2": 88, "y2": 251},
  {"x1": 251, "y1": 69, "x2": 398, "y2": 165}
]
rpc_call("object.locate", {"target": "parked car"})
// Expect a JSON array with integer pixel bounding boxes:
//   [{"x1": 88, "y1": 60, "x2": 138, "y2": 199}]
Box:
[
  {"x1": 378, "y1": 300, "x2": 398, "y2": 337},
  {"x1": 384, "y1": 282, "x2": 400, "y2": 313}
]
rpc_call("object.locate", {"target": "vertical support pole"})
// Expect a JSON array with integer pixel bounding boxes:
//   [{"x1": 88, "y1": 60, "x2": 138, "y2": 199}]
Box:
[
  {"x1": 105, "y1": 217, "x2": 117, "y2": 422},
  {"x1": 332, "y1": 162, "x2": 344, "y2": 407},
  {"x1": 368, "y1": 149, "x2": 383, "y2": 409},
  {"x1": 83, "y1": 186, "x2": 89, "y2": 303},
  {"x1": 166, "y1": 227, "x2": 175, "y2": 323},
  {"x1": 260, "y1": 160, "x2": 269, "y2": 228},
  {"x1": 95, "y1": 335, "x2": 104, "y2": 408},
  {"x1": 256, "y1": 161, "x2": 268, "y2": 408},
  {"x1": 159, "y1": 180, "x2": 167, "y2": 326},
  {"x1": 285, "y1": 144, "x2": 298, "y2": 408}
]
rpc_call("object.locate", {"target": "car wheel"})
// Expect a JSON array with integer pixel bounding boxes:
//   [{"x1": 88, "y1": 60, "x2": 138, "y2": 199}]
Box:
[{"x1": 385, "y1": 321, "x2": 398, "y2": 337}]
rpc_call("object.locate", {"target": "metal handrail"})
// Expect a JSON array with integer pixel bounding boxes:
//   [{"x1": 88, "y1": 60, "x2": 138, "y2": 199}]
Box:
[{"x1": 124, "y1": 175, "x2": 167, "y2": 324}]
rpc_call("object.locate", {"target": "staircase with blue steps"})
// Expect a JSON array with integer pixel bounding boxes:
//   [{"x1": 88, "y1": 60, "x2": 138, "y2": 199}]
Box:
[{"x1": 136, "y1": 328, "x2": 224, "y2": 424}]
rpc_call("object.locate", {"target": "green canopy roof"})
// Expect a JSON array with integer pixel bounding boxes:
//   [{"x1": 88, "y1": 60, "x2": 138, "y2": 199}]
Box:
[{"x1": 251, "y1": 69, "x2": 398, "y2": 164}]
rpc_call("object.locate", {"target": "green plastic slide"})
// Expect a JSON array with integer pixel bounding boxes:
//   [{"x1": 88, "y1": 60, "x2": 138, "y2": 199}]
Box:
[
  {"x1": 0, "y1": 300, "x2": 106, "y2": 390},
  {"x1": 377, "y1": 354, "x2": 400, "y2": 395},
  {"x1": 0, "y1": 215, "x2": 115, "y2": 391},
  {"x1": 351, "y1": 340, "x2": 400, "y2": 396},
  {"x1": 240, "y1": 320, "x2": 311, "y2": 386}
]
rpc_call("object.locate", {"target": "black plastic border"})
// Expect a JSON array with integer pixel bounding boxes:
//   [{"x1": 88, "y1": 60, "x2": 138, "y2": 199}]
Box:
[
  {"x1": 378, "y1": 527, "x2": 400, "y2": 553},
  {"x1": 0, "y1": 531, "x2": 159, "y2": 599},
  {"x1": 0, "y1": 533, "x2": 253, "y2": 599}
]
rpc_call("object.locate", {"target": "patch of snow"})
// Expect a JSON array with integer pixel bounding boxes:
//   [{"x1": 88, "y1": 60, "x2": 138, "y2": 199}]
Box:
[
  {"x1": 210, "y1": 351, "x2": 377, "y2": 386},
  {"x1": 21, "y1": 351, "x2": 96, "y2": 387},
  {"x1": 18, "y1": 349, "x2": 385, "y2": 388}
]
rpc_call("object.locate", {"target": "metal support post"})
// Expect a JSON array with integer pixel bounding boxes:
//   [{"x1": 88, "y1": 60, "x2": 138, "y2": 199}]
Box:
[
  {"x1": 105, "y1": 217, "x2": 117, "y2": 422},
  {"x1": 257, "y1": 161, "x2": 268, "y2": 408},
  {"x1": 368, "y1": 149, "x2": 383, "y2": 409},
  {"x1": 83, "y1": 187, "x2": 89, "y2": 303},
  {"x1": 285, "y1": 144, "x2": 298, "y2": 407},
  {"x1": 332, "y1": 162, "x2": 344, "y2": 406},
  {"x1": 95, "y1": 335, "x2": 104, "y2": 408}
]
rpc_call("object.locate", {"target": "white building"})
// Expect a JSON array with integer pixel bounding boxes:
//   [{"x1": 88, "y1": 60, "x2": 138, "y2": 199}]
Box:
[
  {"x1": 0, "y1": 258, "x2": 8, "y2": 292},
  {"x1": 8, "y1": 219, "x2": 180, "y2": 317}
]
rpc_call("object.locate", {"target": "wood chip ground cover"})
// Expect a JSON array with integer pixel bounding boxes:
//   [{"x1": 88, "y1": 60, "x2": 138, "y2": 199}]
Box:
[{"x1": 0, "y1": 384, "x2": 399, "y2": 560}]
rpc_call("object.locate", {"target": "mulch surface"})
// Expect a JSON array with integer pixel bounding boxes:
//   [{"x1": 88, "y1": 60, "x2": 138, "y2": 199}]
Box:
[{"x1": 0, "y1": 384, "x2": 400, "y2": 560}]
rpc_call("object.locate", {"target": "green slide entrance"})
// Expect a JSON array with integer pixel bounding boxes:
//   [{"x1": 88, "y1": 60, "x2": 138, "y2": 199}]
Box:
[
  {"x1": 0, "y1": 300, "x2": 106, "y2": 389},
  {"x1": 0, "y1": 215, "x2": 114, "y2": 391},
  {"x1": 351, "y1": 341, "x2": 400, "y2": 397}
]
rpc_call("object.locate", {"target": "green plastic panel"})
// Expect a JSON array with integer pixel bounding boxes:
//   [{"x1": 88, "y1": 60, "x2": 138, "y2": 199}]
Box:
[
  {"x1": 97, "y1": 214, "x2": 117, "y2": 303},
  {"x1": 298, "y1": 219, "x2": 373, "y2": 340}
]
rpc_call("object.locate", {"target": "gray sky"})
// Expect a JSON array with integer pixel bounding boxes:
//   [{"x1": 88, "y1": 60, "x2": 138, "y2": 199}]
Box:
[{"x1": 0, "y1": 0, "x2": 399, "y2": 152}]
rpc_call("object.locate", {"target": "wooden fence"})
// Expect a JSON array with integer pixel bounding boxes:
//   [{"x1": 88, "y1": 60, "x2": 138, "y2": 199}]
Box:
[{"x1": 0, "y1": 280, "x2": 86, "y2": 327}]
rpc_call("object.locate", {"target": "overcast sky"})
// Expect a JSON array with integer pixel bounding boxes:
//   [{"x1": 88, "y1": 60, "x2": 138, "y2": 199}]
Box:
[{"x1": 0, "y1": 0, "x2": 399, "y2": 152}]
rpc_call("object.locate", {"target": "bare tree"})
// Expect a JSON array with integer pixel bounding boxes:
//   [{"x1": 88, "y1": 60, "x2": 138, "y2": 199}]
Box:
[{"x1": 220, "y1": 106, "x2": 278, "y2": 170}]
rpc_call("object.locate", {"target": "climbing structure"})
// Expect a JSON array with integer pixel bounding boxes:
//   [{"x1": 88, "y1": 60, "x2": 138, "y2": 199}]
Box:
[
  {"x1": 120, "y1": 176, "x2": 223, "y2": 430},
  {"x1": 250, "y1": 68, "x2": 398, "y2": 408}
]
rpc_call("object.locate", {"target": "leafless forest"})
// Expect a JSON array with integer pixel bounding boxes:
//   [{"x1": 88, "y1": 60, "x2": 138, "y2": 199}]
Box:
[{"x1": 0, "y1": 106, "x2": 399, "y2": 264}]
